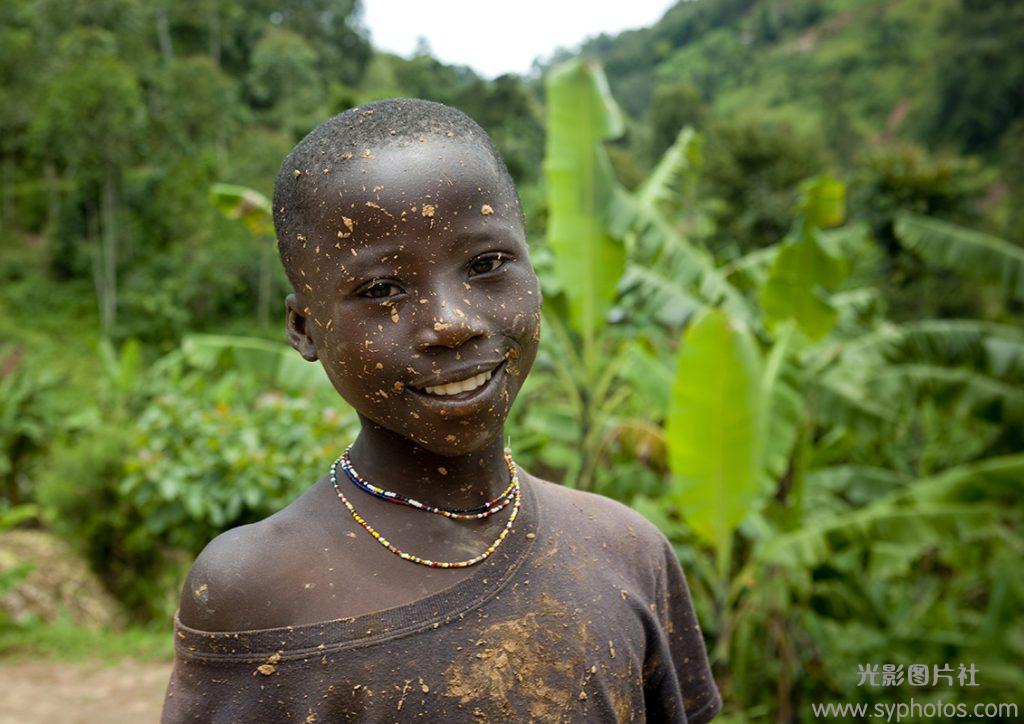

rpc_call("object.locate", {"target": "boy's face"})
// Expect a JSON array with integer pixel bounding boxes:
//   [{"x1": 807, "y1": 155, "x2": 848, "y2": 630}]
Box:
[{"x1": 284, "y1": 137, "x2": 541, "y2": 455}]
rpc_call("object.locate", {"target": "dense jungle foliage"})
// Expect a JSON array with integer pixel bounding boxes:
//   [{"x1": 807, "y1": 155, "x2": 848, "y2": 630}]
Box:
[{"x1": 1, "y1": 0, "x2": 1022, "y2": 719}]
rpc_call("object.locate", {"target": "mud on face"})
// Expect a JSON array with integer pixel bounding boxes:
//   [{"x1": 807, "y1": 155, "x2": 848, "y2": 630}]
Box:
[{"x1": 282, "y1": 134, "x2": 542, "y2": 456}]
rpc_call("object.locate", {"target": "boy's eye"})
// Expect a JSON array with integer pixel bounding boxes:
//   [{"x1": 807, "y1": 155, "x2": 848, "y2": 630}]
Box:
[
  {"x1": 359, "y1": 280, "x2": 404, "y2": 299},
  {"x1": 468, "y1": 253, "x2": 508, "y2": 277}
]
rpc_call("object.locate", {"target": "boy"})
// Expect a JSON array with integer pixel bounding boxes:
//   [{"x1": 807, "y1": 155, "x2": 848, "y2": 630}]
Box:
[{"x1": 162, "y1": 99, "x2": 721, "y2": 723}]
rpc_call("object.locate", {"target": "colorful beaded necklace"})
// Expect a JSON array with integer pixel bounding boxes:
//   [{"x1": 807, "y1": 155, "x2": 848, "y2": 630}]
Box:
[
  {"x1": 339, "y1": 446, "x2": 516, "y2": 520},
  {"x1": 329, "y1": 449, "x2": 522, "y2": 569}
]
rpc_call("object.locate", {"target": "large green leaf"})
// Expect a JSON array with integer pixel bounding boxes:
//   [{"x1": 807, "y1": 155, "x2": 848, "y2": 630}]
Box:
[
  {"x1": 910, "y1": 453, "x2": 1024, "y2": 504},
  {"x1": 666, "y1": 308, "x2": 766, "y2": 567},
  {"x1": 761, "y1": 323, "x2": 804, "y2": 489},
  {"x1": 616, "y1": 263, "x2": 702, "y2": 328},
  {"x1": 804, "y1": 465, "x2": 913, "y2": 513},
  {"x1": 759, "y1": 224, "x2": 848, "y2": 340},
  {"x1": 544, "y1": 59, "x2": 626, "y2": 360},
  {"x1": 209, "y1": 183, "x2": 273, "y2": 237},
  {"x1": 799, "y1": 175, "x2": 846, "y2": 229},
  {"x1": 610, "y1": 188, "x2": 756, "y2": 328},
  {"x1": 605, "y1": 125, "x2": 753, "y2": 328},
  {"x1": 759, "y1": 178, "x2": 850, "y2": 340},
  {"x1": 895, "y1": 213, "x2": 1024, "y2": 301}
]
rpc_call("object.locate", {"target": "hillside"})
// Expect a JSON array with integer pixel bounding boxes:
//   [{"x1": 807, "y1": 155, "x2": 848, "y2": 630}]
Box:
[{"x1": 580, "y1": 0, "x2": 1021, "y2": 159}]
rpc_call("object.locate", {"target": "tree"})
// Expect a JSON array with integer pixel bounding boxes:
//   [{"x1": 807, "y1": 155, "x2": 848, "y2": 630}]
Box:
[
  {"x1": 0, "y1": 0, "x2": 36, "y2": 229},
  {"x1": 927, "y1": 0, "x2": 1024, "y2": 152},
  {"x1": 149, "y1": 55, "x2": 244, "y2": 155},
  {"x1": 702, "y1": 116, "x2": 826, "y2": 256},
  {"x1": 247, "y1": 27, "x2": 322, "y2": 138},
  {"x1": 32, "y1": 29, "x2": 146, "y2": 331},
  {"x1": 648, "y1": 81, "x2": 706, "y2": 162}
]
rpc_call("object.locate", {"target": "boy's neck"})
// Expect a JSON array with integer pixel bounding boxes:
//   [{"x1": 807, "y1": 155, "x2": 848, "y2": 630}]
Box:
[{"x1": 347, "y1": 420, "x2": 513, "y2": 509}]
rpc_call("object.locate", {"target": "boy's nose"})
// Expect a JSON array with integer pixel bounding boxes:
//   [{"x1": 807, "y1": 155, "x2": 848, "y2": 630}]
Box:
[{"x1": 414, "y1": 295, "x2": 488, "y2": 350}]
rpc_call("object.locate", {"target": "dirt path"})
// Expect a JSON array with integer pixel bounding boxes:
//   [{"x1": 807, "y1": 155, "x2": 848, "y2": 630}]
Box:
[{"x1": 0, "y1": 660, "x2": 172, "y2": 723}]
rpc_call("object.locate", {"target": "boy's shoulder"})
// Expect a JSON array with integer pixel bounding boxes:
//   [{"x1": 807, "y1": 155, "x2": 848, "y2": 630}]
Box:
[
  {"x1": 176, "y1": 479, "x2": 332, "y2": 632},
  {"x1": 527, "y1": 475, "x2": 673, "y2": 557},
  {"x1": 176, "y1": 474, "x2": 675, "y2": 632},
  {"x1": 523, "y1": 476, "x2": 681, "y2": 601}
]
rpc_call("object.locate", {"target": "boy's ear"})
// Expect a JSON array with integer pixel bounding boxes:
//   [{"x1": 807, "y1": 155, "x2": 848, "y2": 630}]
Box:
[{"x1": 285, "y1": 293, "x2": 318, "y2": 362}]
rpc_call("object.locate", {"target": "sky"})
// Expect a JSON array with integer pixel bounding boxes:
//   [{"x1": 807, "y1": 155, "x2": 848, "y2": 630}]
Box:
[{"x1": 360, "y1": 0, "x2": 678, "y2": 79}]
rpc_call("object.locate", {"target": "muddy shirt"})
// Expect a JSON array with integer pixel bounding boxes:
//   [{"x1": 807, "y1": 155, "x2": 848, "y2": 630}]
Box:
[{"x1": 162, "y1": 479, "x2": 722, "y2": 723}]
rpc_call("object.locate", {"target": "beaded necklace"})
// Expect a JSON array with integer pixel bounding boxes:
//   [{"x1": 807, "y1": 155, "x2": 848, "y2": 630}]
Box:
[
  {"x1": 329, "y1": 449, "x2": 522, "y2": 569},
  {"x1": 339, "y1": 446, "x2": 515, "y2": 520}
]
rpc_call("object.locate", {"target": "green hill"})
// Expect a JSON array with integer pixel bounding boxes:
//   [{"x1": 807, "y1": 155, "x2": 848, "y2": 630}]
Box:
[{"x1": 579, "y1": 0, "x2": 1021, "y2": 159}]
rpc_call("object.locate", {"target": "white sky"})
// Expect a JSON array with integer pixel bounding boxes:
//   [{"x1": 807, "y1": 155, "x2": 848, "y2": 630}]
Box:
[{"x1": 361, "y1": 0, "x2": 678, "y2": 79}]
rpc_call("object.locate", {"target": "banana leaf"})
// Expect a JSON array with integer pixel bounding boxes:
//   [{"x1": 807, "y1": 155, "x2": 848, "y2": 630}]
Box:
[
  {"x1": 544, "y1": 59, "x2": 626, "y2": 370},
  {"x1": 895, "y1": 213, "x2": 1024, "y2": 301},
  {"x1": 666, "y1": 308, "x2": 766, "y2": 572}
]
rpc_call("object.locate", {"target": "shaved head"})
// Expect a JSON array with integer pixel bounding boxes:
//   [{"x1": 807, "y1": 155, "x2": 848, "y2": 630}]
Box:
[{"x1": 272, "y1": 98, "x2": 520, "y2": 291}]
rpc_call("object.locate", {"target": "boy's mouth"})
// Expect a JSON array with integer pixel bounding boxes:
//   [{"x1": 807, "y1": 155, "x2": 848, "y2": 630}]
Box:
[{"x1": 408, "y1": 359, "x2": 506, "y2": 400}]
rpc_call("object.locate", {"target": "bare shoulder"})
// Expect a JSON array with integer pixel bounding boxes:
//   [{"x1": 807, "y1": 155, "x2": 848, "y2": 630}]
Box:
[
  {"x1": 177, "y1": 481, "x2": 328, "y2": 632},
  {"x1": 177, "y1": 517, "x2": 287, "y2": 632}
]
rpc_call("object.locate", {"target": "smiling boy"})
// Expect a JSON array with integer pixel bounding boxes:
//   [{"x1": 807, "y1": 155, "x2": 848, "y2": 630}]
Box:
[{"x1": 162, "y1": 99, "x2": 721, "y2": 723}]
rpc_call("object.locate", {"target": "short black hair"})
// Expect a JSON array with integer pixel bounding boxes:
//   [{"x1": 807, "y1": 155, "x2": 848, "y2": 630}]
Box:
[{"x1": 272, "y1": 98, "x2": 520, "y2": 291}]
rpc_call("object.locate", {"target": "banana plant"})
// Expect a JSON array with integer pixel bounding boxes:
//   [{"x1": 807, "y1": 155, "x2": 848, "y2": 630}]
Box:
[
  {"x1": 536, "y1": 60, "x2": 749, "y2": 490},
  {"x1": 535, "y1": 57, "x2": 1024, "y2": 715},
  {"x1": 662, "y1": 178, "x2": 850, "y2": 578}
]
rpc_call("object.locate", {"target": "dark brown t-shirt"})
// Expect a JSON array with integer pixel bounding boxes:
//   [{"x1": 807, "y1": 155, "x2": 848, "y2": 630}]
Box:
[{"x1": 162, "y1": 480, "x2": 722, "y2": 723}]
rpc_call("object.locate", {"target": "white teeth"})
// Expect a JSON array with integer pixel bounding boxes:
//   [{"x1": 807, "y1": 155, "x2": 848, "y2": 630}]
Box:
[{"x1": 424, "y1": 369, "x2": 494, "y2": 396}]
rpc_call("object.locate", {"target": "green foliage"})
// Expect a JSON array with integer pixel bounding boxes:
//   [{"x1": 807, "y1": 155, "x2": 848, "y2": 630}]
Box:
[
  {"x1": 926, "y1": 0, "x2": 1024, "y2": 152},
  {"x1": 759, "y1": 177, "x2": 849, "y2": 340},
  {"x1": 894, "y1": 214, "x2": 1024, "y2": 303},
  {"x1": 0, "y1": 618, "x2": 173, "y2": 662},
  {"x1": 544, "y1": 59, "x2": 626, "y2": 372},
  {"x1": 647, "y1": 82, "x2": 706, "y2": 161},
  {"x1": 29, "y1": 337, "x2": 160, "y2": 617},
  {"x1": 0, "y1": 503, "x2": 40, "y2": 609},
  {"x1": 851, "y1": 143, "x2": 990, "y2": 251},
  {"x1": 247, "y1": 27, "x2": 322, "y2": 137},
  {"x1": 612, "y1": 126, "x2": 751, "y2": 327},
  {"x1": 532, "y1": 72, "x2": 1023, "y2": 712},
  {"x1": 701, "y1": 116, "x2": 827, "y2": 255},
  {"x1": 149, "y1": 57, "x2": 245, "y2": 153},
  {"x1": 666, "y1": 308, "x2": 764, "y2": 574},
  {"x1": 34, "y1": 423, "x2": 163, "y2": 617},
  {"x1": 125, "y1": 336, "x2": 352, "y2": 562},
  {"x1": 35, "y1": 335, "x2": 354, "y2": 619},
  {"x1": 178, "y1": 333, "x2": 337, "y2": 401},
  {"x1": 120, "y1": 369, "x2": 352, "y2": 555},
  {"x1": 0, "y1": 345, "x2": 70, "y2": 506},
  {"x1": 31, "y1": 29, "x2": 146, "y2": 179}
]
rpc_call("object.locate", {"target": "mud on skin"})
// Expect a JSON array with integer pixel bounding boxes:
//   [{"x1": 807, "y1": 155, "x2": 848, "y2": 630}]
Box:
[{"x1": 284, "y1": 134, "x2": 542, "y2": 491}]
